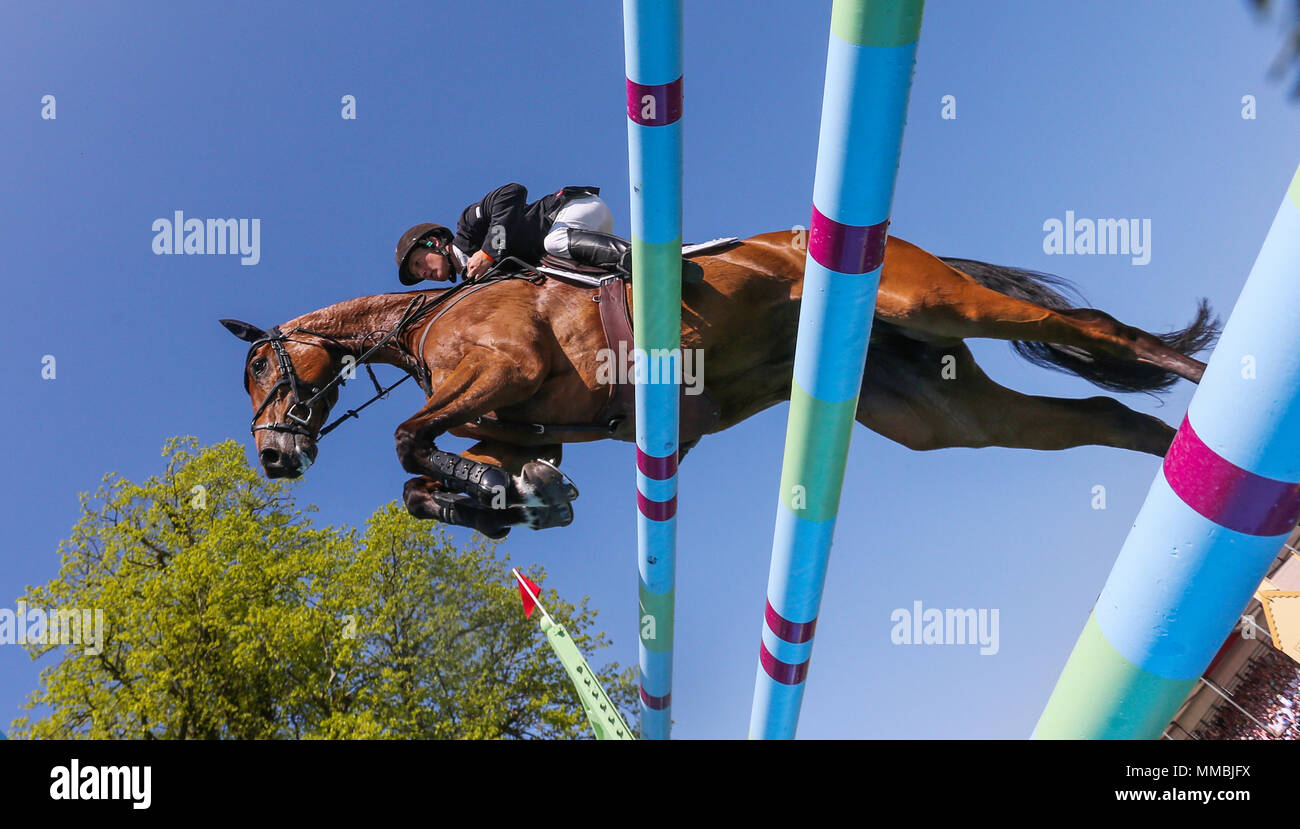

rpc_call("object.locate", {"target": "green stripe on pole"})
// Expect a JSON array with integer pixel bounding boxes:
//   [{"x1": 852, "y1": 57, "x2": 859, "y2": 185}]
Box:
[
  {"x1": 1034, "y1": 613, "x2": 1197, "y2": 739},
  {"x1": 777, "y1": 382, "x2": 860, "y2": 522},
  {"x1": 638, "y1": 583, "x2": 676, "y2": 654},
  {"x1": 630, "y1": 237, "x2": 683, "y2": 348},
  {"x1": 831, "y1": 0, "x2": 925, "y2": 47}
]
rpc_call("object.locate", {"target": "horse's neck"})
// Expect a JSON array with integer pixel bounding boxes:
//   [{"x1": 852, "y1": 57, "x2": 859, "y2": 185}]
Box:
[{"x1": 286, "y1": 292, "x2": 436, "y2": 368}]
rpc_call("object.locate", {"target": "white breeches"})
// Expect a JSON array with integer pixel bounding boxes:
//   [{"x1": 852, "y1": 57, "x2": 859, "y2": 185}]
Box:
[{"x1": 543, "y1": 196, "x2": 615, "y2": 257}]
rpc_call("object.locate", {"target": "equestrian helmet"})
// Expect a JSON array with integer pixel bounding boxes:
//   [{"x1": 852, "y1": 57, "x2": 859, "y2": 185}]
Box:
[{"x1": 396, "y1": 223, "x2": 452, "y2": 285}]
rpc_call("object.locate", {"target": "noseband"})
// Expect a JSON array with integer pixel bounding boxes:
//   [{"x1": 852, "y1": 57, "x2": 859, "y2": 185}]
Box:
[
  {"x1": 245, "y1": 327, "x2": 344, "y2": 438},
  {"x1": 242, "y1": 268, "x2": 537, "y2": 444},
  {"x1": 244, "y1": 295, "x2": 433, "y2": 440}
]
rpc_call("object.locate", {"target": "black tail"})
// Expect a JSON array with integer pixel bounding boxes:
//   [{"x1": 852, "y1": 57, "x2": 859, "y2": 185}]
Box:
[{"x1": 940, "y1": 257, "x2": 1221, "y2": 394}]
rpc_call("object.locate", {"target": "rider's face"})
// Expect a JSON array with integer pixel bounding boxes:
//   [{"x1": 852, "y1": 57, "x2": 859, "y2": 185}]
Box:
[{"x1": 409, "y1": 247, "x2": 453, "y2": 282}]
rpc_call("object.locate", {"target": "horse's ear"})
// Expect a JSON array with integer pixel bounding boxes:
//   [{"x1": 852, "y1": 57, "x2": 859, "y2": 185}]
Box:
[{"x1": 220, "y1": 319, "x2": 267, "y2": 343}]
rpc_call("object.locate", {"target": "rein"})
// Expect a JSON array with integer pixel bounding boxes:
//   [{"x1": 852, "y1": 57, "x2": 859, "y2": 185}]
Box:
[{"x1": 245, "y1": 265, "x2": 541, "y2": 441}]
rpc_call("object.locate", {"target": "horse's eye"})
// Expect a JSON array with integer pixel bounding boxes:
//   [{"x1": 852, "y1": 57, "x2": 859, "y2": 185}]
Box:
[{"x1": 252, "y1": 357, "x2": 268, "y2": 374}]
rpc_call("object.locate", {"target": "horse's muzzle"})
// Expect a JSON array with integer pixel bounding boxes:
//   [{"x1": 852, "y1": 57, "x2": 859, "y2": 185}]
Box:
[{"x1": 258, "y1": 436, "x2": 317, "y2": 478}]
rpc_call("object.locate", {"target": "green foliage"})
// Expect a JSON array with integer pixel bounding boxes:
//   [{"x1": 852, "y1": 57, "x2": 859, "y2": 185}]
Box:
[{"x1": 10, "y1": 437, "x2": 636, "y2": 739}]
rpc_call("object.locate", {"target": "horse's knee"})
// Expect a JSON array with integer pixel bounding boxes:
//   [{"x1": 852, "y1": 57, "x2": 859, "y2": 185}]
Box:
[
  {"x1": 394, "y1": 425, "x2": 429, "y2": 475},
  {"x1": 403, "y1": 477, "x2": 442, "y2": 519},
  {"x1": 395, "y1": 428, "x2": 509, "y2": 506}
]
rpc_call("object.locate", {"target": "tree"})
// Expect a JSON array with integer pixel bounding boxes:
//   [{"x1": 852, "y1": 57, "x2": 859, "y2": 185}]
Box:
[{"x1": 9, "y1": 437, "x2": 636, "y2": 739}]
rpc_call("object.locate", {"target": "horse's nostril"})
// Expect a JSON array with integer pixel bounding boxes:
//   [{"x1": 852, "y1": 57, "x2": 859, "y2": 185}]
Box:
[{"x1": 260, "y1": 448, "x2": 281, "y2": 466}]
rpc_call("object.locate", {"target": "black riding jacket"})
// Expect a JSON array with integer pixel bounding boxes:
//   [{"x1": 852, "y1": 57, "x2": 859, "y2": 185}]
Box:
[{"x1": 453, "y1": 183, "x2": 600, "y2": 265}]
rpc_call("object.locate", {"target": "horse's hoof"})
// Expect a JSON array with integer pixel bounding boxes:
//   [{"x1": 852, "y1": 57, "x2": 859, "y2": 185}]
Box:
[
  {"x1": 548, "y1": 502, "x2": 574, "y2": 527},
  {"x1": 516, "y1": 459, "x2": 579, "y2": 506},
  {"x1": 403, "y1": 477, "x2": 446, "y2": 520},
  {"x1": 521, "y1": 501, "x2": 574, "y2": 530},
  {"x1": 533, "y1": 458, "x2": 579, "y2": 500}
]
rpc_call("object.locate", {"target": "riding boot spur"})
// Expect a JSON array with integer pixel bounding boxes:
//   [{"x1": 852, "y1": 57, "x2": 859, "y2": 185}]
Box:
[{"x1": 428, "y1": 449, "x2": 511, "y2": 507}]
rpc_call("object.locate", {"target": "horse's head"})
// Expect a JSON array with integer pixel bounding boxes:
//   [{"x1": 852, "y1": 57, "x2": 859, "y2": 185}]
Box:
[{"x1": 220, "y1": 318, "x2": 343, "y2": 479}]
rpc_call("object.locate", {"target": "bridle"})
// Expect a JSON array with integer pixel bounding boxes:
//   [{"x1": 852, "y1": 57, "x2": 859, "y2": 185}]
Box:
[
  {"x1": 244, "y1": 295, "x2": 431, "y2": 439},
  {"x1": 242, "y1": 263, "x2": 539, "y2": 442}
]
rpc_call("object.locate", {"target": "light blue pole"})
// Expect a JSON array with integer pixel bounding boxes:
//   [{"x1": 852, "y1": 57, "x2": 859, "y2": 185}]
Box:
[
  {"x1": 750, "y1": 0, "x2": 924, "y2": 739},
  {"x1": 623, "y1": 0, "x2": 683, "y2": 740},
  {"x1": 1036, "y1": 162, "x2": 1300, "y2": 738}
]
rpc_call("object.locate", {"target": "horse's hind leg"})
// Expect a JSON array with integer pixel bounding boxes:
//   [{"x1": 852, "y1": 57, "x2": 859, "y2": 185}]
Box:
[
  {"x1": 858, "y1": 340, "x2": 1176, "y2": 457},
  {"x1": 878, "y1": 239, "x2": 1206, "y2": 383}
]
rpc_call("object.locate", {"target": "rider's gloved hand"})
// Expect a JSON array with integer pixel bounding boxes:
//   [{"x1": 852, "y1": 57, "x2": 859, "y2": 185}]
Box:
[{"x1": 466, "y1": 250, "x2": 494, "y2": 278}]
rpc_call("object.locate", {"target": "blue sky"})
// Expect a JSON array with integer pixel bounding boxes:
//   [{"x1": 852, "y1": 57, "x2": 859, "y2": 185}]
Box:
[{"x1": 2, "y1": 0, "x2": 1297, "y2": 739}]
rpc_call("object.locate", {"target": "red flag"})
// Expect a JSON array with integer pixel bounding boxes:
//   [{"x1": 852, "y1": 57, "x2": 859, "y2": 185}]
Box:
[{"x1": 515, "y1": 571, "x2": 542, "y2": 619}]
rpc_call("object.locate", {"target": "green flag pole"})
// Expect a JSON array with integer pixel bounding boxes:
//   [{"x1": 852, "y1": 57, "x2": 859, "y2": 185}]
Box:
[{"x1": 512, "y1": 569, "x2": 634, "y2": 740}]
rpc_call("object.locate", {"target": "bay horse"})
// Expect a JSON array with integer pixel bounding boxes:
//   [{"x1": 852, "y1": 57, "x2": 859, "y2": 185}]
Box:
[{"x1": 221, "y1": 230, "x2": 1217, "y2": 538}]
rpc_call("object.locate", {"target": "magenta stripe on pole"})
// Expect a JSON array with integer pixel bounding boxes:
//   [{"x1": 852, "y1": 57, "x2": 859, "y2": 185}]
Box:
[
  {"x1": 759, "y1": 642, "x2": 809, "y2": 685},
  {"x1": 809, "y1": 206, "x2": 890, "y2": 274},
  {"x1": 637, "y1": 491, "x2": 677, "y2": 521},
  {"x1": 637, "y1": 447, "x2": 678, "y2": 480},
  {"x1": 1163, "y1": 416, "x2": 1300, "y2": 536},
  {"x1": 765, "y1": 600, "x2": 817, "y2": 644},
  {"x1": 625, "y1": 76, "x2": 683, "y2": 126},
  {"x1": 639, "y1": 687, "x2": 671, "y2": 710}
]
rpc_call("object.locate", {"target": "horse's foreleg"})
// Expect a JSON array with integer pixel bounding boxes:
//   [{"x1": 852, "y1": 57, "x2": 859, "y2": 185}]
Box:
[
  {"x1": 460, "y1": 440, "x2": 576, "y2": 513},
  {"x1": 401, "y1": 440, "x2": 576, "y2": 535},
  {"x1": 858, "y1": 341, "x2": 1175, "y2": 457},
  {"x1": 394, "y1": 347, "x2": 546, "y2": 501},
  {"x1": 402, "y1": 476, "x2": 523, "y2": 538}
]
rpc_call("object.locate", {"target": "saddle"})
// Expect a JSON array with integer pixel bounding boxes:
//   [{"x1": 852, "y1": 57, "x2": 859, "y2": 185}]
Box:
[{"x1": 473, "y1": 238, "x2": 740, "y2": 447}]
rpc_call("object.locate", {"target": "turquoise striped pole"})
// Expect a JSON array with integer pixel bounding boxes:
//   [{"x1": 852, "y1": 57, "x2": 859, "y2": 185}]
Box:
[
  {"x1": 1035, "y1": 162, "x2": 1300, "y2": 739},
  {"x1": 750, "y1": 0, "x2": 924, "y2": 739},
  {"x1": 623, "y1": 0, "x2": 682, "y2": 740}
]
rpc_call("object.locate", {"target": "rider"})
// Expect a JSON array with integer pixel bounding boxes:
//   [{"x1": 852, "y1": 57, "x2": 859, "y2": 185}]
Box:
[{"x1": 395, "y1": 183, "x2": 633, "y2": 285}]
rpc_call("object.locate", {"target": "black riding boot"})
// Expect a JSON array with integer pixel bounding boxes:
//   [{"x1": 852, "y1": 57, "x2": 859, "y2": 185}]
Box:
[
  {"x1": 564, "y1": 229, "x2": 631, "y2": 273},
  {"x1": 564, "y1": 229, "x2": 704, "y2": 283}
]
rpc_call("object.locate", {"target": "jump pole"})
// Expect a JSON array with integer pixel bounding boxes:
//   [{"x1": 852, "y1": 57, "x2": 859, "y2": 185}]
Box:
[
  {"x1": 750, "y1": 0, "x2": 924, "y2": 739},
  {"x1": 1035, "y1": 161, "x2": 1300, "y2": 739},
  {"x1": 623, "y1": 0, "x2": 683, "y2": 740}
]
